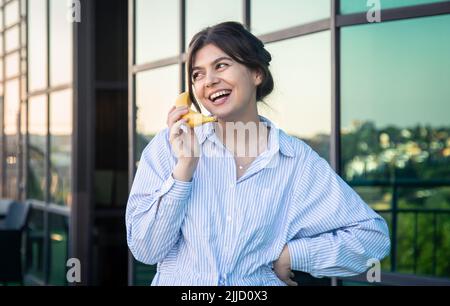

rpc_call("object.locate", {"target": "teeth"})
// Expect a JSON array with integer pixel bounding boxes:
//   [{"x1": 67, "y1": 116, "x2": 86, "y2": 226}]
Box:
[{"x1": 210, "y1": 90, "x2": 231, "y2": 101}]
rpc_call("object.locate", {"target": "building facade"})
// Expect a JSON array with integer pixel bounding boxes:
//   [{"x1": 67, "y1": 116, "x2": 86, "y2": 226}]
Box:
[{"x1": 0, "y1": 0, "x2": 449, "y2": 285}]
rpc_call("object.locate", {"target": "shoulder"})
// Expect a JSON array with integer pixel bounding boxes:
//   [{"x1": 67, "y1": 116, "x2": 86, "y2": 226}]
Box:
[{"x1": 278, "y1": 128, "x2": 317, "y2": 161}]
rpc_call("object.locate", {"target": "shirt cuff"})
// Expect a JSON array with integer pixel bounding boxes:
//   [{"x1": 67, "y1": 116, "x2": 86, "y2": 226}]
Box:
[
  {"x1": 159, "y1": 174, "x2": 192, "y2": 201},
  {"x1": 287, "y1": 239, "x2": 311, "y2": 272}
]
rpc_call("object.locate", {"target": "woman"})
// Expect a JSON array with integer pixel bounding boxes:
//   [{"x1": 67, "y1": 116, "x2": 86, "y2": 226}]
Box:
[{"x1": 126, "y1": 22, "x2": 390, "y2": 286}]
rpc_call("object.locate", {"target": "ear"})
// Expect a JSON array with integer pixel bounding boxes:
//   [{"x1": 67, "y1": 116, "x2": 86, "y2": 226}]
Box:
[{"x1": 252, "y1": 69, "x2": 263, "y2": 87}]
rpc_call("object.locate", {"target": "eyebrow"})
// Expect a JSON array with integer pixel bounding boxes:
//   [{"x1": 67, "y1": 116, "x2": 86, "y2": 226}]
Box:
[{"x1": 192, "y1": 56, "x2": 233, "y2": 72}]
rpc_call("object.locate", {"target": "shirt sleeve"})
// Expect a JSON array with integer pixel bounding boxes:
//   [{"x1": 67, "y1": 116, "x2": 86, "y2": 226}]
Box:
[
  {"x1": 126, "y1": 129, "x2": 193, "y2": 265},
  {"x1": 286, "y1": 145, "x2": 391, "y2": 278}
]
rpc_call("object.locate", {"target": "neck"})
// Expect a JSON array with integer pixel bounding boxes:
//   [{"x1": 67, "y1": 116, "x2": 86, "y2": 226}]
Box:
[{"x1": 214, "y1": 115, "x2": 269, "y2": 158}]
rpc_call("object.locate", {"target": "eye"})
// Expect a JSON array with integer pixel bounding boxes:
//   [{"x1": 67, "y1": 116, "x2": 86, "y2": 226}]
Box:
[
  {"x1": 192, "y1": 71, "x2": 204, "y2": 82},
  {"x1": 216, "y1": 62, "x2": 228, "y2": 70}
]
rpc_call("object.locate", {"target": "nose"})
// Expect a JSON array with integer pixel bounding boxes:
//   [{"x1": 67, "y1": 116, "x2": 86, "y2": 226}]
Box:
[{"x1": 205, "y1": 71, "x2": 219, "y2": 88}]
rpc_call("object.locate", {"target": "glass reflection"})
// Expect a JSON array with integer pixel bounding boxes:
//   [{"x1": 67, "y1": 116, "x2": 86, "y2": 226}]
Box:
[
  {"x1": 186, "y1": 0, "x2": 242, "y2": 48},
  {"x1": 49, "y1": 214, "x2": 69, "y2": 285},
  {"x1": 341, "y1": 15, "x2": 450, "y2": 278},
  {"x1": 5, "y1": 0, "x2": 19, "y2": 28},
  {"x1": 25, "y1": 208, "x2": 45, "y2": 280},
  {"x1": 136, "y1": 0, "x2": 179, "y2": 64},
  {"x1": 261, "y1": 31, "x2": 331, "y2": 161},
  {"x1": 5, "y1": 26, "x2": 19, "y2": 53},
  {"x1": 5, "y1": 52, "x2": 19, "y2": 78},
  {"x1": 4, "y1": 79, "x2": 20, "y2": 135},
  {"x1": 50, "y1": 0, "x2": 72, "y2": 86},
  {"x1": 28, "y1": 95, "x2": 47, "y2": 201},
  {"x1": 341, "y1": 0, "x2": 450, "y2": 14},
  {"x1": 135, "y1": 65, "x2": 179, "y2": 159},
  {"x1": 252, "y1": 0, "x2": 330, "y2": 35},
  {"x1": 28, "y1": 0, "x2": 47, "y2": 91},
  {"x1": 50, "y1": 90, "x2": 72, "y2": 206}
]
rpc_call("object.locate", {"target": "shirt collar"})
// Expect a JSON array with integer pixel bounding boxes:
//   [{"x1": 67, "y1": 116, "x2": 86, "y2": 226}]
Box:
[{"x1": 194, "y1": 115, "x2": 295, "y2": 158}]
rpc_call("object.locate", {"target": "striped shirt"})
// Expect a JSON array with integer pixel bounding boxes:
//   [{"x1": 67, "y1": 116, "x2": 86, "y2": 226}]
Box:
[{"x1": 126, "y1": 115, "x2": 390, "y2": 286}]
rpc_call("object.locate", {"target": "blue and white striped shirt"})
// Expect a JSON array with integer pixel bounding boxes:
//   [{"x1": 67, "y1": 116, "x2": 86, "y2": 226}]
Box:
[{"x1": 126, "y1": 115, "x2": 390, "y2": 286}]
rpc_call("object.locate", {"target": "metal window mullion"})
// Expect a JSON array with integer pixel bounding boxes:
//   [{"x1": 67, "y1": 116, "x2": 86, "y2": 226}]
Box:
[
  {"x1": 0, "y1": 5, "x2": 5, "y2": 197},
  {"x1": 43, "y1": 0, "x2": 50, "y2": 286},
  {"x1": 22, "y1": 0, "x2": 28, "y2": 202},
  {"x1": 179, "y1": 0, "x2": 185, "y2": 93},
  {"x1": 243, "y1": 0, "x2": 250, "y2": 31},
  {"x1": 127, "y1": 0, "x2": 136, "y2": 287},
  {"x1": 330, "y1": 0, "x2": 340, "y2": 287}
]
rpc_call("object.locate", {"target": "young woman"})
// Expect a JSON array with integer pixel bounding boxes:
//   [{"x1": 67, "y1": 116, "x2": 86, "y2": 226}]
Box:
[{"x1": 126, "y1": 22, "x2": 390, "y2": 286}]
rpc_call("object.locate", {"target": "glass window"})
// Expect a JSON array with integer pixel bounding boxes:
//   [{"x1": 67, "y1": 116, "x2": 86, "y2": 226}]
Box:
[
  {"x1": 135, "y1": 65, "x2": 179, "y2": 160},
  {"x1": 186, "y1": 0, "x2": 242, "y2": 49},
  {"x1": 340, "y1": 0, "x2": 450, "y2": 15},
  {"x1": 135, "y1": 0, "x2": 179, "y2": 64},
  {"x1": 5, "y1": 0, "x2": 19, "y2": 27},
  {"x1": 28, "y1": 0, "x2": 47, "y2": 91},
  {"x1": 25, "y1": 208, "x2": 45, "y2": 280},
  {"x1": 28, "y1": 95, "x2": 47, "y2": 201},
  {"x1": 5, "y1": 26, "x2": 19, "y2": 53},
  {"x1": 4, "y1": 79, "x2": 20, "y2": 135},
  {"x1": 252, "y1": 0, "x2": 330, "y2": 35},
  {"x1": 50, "y1": 89, "x2": 72, "y2": 206},
  {"x1": 341, "y1": 15, "x2": 450, "y2": 278},
  {"x1": 5, "y1": 52, "x2": 19, "y2": 78},
  {"x1": 50, "y1": 0, "x2": 72, "y2": 86},
  {"x1": 49, "y1": 214, "x2": 69, "y2": 285},
  {"x1": 261, "y1": 31, "x2": 331, "y2": 161}
]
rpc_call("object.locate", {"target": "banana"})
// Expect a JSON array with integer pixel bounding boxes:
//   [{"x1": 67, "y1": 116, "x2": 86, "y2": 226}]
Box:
[{"x1": 175, "y1": 92, "x2": 217, "y2": 128}]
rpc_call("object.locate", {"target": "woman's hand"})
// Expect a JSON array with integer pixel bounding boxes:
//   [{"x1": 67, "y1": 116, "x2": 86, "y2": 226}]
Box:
[
  {"x1": 273, "y1": 244, "x2": 298, "y2": 286},
  {"x1": 167, "y1": 105, "x2": 200, "y2": 181}
]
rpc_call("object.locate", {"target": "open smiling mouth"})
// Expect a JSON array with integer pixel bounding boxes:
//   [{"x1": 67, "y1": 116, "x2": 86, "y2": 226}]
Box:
[{"x1": 209, "y1": 89, "x2": 232, "y2": 105}]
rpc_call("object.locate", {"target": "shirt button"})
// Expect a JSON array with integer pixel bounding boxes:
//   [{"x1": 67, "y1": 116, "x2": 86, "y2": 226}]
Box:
[
  {"x1": 229, "y1": 183, "x2": 234, "y2": 188},
  {"x1": 226, "y1": 216, "x2": 232, "y2": 222}
]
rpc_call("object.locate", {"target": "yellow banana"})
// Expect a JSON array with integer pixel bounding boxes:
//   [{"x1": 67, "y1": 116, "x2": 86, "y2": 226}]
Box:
[{"x1": 175, "y1": 92, "x2": 217, "y2": 128}]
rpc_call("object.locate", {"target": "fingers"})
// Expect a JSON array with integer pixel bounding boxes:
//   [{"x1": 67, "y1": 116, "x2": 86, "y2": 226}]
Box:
[
  {"x1": 167, "y1": 106, "x2": 189, "y2": 127},
  {"x1": 284, "y1": 278, "x2": 298, "y2": 286},
  {"x1": 169, "y1": 118, "x2": 188, "y2": 144}
]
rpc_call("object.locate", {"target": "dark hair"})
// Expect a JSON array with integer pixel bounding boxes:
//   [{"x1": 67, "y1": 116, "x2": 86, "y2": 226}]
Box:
[{"x1": 187, "y1": 21, "x2": 274, "y2": 113}]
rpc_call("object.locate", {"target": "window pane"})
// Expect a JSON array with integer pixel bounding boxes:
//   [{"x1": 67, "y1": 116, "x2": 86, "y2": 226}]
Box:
[
  {"x1": 50, "y1": 89, "x2": 72, "y2": 206},
  {"x1": 252, "y1": 0, "x2": 330, "y2": 35},
  {"x1": 5, "y1": 52, "x2": 19, "y2": 78},
  {"x1": 50, "y1": 0, "x2": 72, "y2": 86},
  {"x1": 341, "y1": 15, "x2": 450, "y2": 278},
  {"x1": 4, "y1": 79, "x2": 20, "y2": 135},
  {"x1": 136, "y1": 0, "x2": 179, "y2": 64},
  {"x1": 28, "y1": 0, "x2": 47, "y2": 91},
  {"x1": 340, "y1": 0, "x2": 450, "y2": 14},
  {"x1": 135, "y1": 65, "x2": 179, "y2": 161},
  {"x1": 5, "y1": 80, "x2": 20, "y2": 199},
  {"x1": 49, "y1": 214, "x2": 69, "y2": 285},
  {"x1": 5, "y1": 0, "x2": 19, "y2": 27},
  {"x1": 5, "y1": 26, "x2": 19, "y2": 53},
  {"x1": 262, "y1": 31, "x2": 331, "y2": 161},
  {"x1": 186, "y1": 0, "x2": 242, "y2": 48},
  {"x1": 28, "y1": 95, "x2": 47, "y2": 201},
  {"x1": 25, "y1": 208, "x2": 45, "y2": 280}
]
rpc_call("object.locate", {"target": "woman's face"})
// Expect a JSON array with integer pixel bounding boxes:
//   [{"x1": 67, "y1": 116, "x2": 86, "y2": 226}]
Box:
[{"x1": 191, "y1": 44, "x2": 262, "y2": 121}]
